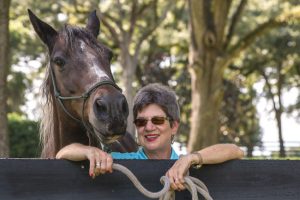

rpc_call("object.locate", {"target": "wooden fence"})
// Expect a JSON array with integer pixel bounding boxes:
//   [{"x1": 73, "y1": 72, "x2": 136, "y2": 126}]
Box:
[{"x1": 0, "y1": 159, "x2": 299, "y2": 199}]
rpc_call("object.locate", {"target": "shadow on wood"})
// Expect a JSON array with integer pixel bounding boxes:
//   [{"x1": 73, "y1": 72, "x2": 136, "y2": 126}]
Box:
[{"x1": 0, "y1": 159, "x2": 299, "y2": 199}]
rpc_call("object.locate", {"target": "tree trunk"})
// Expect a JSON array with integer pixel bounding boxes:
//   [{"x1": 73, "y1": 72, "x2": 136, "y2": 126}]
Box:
[
  {"x1": 187, "y1": 59, "x2": 224, "y2": 152},
  {"x1": 0, "y1": 0, "x2": 11, "y2": 157},
  {"x1": 276, "y1": 64, "x2": 285, "y2": 157},
  {"x1": 187, "y1": 0, "x2": 226, "y2": 152},
  {"x1": 275, "y1": 110, "x2": 285, "y2": 157},
  {"x1": 247, "y1": 145, "x2": 254, "y2": 157},
  {"x1": 186, "y1": 0, "x2": 292, "y2": 152},
  {"x1": 260, "y1": 64, "x2": 286, "y2": 157},
  {"x1": 120, "y1": 45, "x2": 137, "y2": 137}
]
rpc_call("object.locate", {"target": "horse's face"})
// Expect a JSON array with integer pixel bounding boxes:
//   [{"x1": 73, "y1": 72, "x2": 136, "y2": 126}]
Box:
[{"x1": 28, "y1": 10, "x2": 129, "y2": 144}]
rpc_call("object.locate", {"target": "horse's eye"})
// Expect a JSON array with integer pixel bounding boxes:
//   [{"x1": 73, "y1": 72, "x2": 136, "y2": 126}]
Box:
[{"x1": 53, "y1": 57, "x2": 66, "y2": 67}]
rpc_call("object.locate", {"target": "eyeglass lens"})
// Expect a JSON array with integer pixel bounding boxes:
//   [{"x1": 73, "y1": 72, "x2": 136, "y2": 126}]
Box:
[{"x1": 134, "y1": 116, "x2": 168, "y2": 127}]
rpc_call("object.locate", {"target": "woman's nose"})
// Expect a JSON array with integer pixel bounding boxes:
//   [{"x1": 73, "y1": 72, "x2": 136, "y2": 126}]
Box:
[{"x1": 144, "y1": 120, "x2": 155, "y2": 131}]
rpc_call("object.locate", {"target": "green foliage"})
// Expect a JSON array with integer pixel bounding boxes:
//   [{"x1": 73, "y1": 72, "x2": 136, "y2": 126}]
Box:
[
  {"x1": 132, "y1": 1, "x2": 191, "y2": 142},
  {"x1": 220, "y1": 79, "x2": 262, "y2": 157},
  {"x1": 8, "y1": 113, "x2": 40, "y2": 157},
  {"x1": 238, "y1": 20, "x2": 300, "y2": 116},
  {"x1": 6, "y1": 0, "x2": 300, "y2": 156},
  {"x1": 7, "y1": 72, "x2": 28, "y2": 113}
]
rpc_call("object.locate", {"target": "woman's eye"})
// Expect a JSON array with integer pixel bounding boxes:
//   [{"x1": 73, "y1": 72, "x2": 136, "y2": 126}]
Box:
[{"x1": 53, "y1": 57, "x2": 66, "y2": 67}]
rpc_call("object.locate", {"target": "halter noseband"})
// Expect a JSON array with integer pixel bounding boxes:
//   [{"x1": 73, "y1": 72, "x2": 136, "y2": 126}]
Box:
[{"x1": 50, "y1": 66, "x2": 122, "y2": 123}]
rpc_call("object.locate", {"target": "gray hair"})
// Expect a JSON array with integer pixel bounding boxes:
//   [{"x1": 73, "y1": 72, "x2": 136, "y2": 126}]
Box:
[{"x1": 133, "y1": 83, "x2": 180, "y2": 125}]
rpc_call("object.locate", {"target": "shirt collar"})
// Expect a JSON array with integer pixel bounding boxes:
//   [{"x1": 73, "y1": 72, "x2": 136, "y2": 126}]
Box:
[{"x1": 139, "y1": 147, "x2": 179, "y2": 159}]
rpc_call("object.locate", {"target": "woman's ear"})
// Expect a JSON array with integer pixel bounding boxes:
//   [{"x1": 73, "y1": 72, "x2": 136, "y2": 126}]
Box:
[{"x1": 171, "y1": 120, "x2": 179, "y2": 134}]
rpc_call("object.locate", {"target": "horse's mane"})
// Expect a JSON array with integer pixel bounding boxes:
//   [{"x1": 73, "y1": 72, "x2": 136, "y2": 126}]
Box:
[{"x1": 39, "y1": 66, "x2": 56, "y2": 158}]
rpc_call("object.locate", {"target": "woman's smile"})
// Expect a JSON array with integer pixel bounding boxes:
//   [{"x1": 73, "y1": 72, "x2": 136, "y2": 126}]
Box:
[{"x1": 144, "y1": 134, "x2": 160, "y2": 142}]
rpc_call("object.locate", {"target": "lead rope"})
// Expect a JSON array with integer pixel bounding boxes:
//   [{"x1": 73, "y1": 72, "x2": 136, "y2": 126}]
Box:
[{"x1": 112, "y1": 163, "x2": 213, "y2": 200}]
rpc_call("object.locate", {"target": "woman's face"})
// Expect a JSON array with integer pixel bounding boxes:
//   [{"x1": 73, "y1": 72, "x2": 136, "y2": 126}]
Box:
[{"x1": 135, "y1": 104, "x2": 179, "y2": 159}]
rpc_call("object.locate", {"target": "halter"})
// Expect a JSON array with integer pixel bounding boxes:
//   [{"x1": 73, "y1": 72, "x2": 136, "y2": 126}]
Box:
[
  {"x1": 50, "y1": 66, "x2": 122, "y2": 151},
  {"x1": 50, "y1": 66, "x2": 122, "y2": 149},
  {"x1": 50, "y1": 67, "x2": 121, "y2": 121}
]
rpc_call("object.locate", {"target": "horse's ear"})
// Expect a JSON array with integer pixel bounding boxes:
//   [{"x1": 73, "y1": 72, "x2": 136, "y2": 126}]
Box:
[
  {"x1": 86, "y1": 10, "x2": 100, "y2": 38},
  {"x1": 28, "y1": 9, "x2": 58, "y2": 51}
]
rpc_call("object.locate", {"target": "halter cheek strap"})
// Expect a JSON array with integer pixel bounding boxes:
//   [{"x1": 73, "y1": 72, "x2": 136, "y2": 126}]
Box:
[
  {"x1": 50, "y1": 66, "x2": 121, "y2": 123},
  {"x1": 50, "y1": 66, "x2": 122, "y2": 149}
]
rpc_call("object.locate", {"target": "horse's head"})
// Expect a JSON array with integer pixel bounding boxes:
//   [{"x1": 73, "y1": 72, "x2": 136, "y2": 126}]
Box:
[{"x1": 28, "y1": 10, "x2": 129, "y2": 145}]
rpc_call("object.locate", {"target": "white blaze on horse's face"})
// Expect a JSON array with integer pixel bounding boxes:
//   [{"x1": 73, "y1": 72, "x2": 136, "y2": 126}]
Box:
[
  {"x1": 80, "y1": 41, "x2": 85, "y2": 52},
  {"x1": 80, "y1": 41, "x2": 109, "y2": 89}
]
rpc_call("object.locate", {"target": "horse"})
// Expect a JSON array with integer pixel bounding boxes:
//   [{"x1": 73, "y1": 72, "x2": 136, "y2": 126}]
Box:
[{"x1": 28, "y1": 10, "x2": 138, "y2": 158}]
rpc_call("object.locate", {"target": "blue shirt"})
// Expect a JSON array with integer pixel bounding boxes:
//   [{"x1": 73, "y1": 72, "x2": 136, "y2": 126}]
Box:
[{"x1": 111, "y1": 147, "x2": 179, "y2": 160}]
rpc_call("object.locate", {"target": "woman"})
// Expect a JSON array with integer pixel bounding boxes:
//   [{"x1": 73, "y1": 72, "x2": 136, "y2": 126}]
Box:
[{"x1": 56, "y1": 83, "x2": 244, "y2": 190}]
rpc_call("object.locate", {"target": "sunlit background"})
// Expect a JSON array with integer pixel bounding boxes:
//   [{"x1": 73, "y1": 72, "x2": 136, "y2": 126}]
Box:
[{"x1": 1, "y1": 0, "x2": 299, "y2": 158}]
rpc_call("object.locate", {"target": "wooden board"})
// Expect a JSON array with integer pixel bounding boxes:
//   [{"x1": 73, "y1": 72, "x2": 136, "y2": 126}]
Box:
[{"x1": 0, "y1": 159, "x2": 299, "y2": 199}]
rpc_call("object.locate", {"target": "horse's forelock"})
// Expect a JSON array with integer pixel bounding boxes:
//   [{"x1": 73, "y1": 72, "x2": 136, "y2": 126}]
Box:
[{"x1": 61, "y1": 25, "x2": 105, "y2": 54}]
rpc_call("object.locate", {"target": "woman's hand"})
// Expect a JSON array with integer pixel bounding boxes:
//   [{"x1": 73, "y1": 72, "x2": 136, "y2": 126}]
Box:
[
  {"x1": 166, "y1": 153, "x2": 201, "y2": 191},
  {"x1": 166, "y1": 144, "x2": 244, "y2": 191},
  {"x1": 84, "y1": 146, "x2": 113, "y2": 178},
  {"x1": 56, "y1": 143, "x2": 113, "y2": 178}
]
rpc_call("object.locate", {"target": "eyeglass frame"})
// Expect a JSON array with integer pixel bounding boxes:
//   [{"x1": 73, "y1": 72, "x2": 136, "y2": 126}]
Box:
[{"x1": 133, "y1": 116, "x2": 170, "y2": 127}]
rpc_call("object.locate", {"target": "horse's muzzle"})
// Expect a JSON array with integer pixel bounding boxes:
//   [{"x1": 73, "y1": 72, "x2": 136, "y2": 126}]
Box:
[{"x1": 92, "y1": 93, "x2": 129, "y2": 136}]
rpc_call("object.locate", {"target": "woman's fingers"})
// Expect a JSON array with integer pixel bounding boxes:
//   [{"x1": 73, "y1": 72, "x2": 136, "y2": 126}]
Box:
[
  {"x1": 99, "y1": 156, "x2": 107, "y2": 174},
  {"x1": 86, "y1": 147, "x2": 113, "y2": 178},
  {"x1": 98, "y1": 152, "x2": 113, "y2": 174},
  {"x1": 89, "y1": 158, "x2": 96, "y2": 178},
  {"x1": 106, "y1": 155, "x2": 113, "y2": 173},
  {"x1": 166, "y1": 157, "x2": 193, "y2": 191},
  {"x1": 94, "y1": 151, "x2": 102, "y2": 175},
  {"x1": 169, "y1": 173, "x2": 185, "y2": 191},
  {"x1": 167, "y1": 170, "x2": 178, "y2": 190},
  {"x1": 167, "y1": 168, "x2": 182, "y2": 191},
  {"x1": 175, "y1": 178, "x2": 186, "y2": 191}
]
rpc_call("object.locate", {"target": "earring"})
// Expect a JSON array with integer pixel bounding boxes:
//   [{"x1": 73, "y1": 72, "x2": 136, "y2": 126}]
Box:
[
  {"x1": 135, "y1": 136, "x2": 141, "y2": 146},
  {"x1": 171, "y1": 134, "x2": 175, "y2": 144}
]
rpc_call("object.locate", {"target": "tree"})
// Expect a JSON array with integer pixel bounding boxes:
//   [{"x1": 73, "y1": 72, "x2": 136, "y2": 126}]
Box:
[
  {"x1": 5, "y1": 0, "x2": 69, "y2": 157},
  {"x1": 220, "y1": 79, "x2": 262, "y2": 157},
  {"x1": 239, "y1": 24, "x2": 300, "y2": 157},
  {"x1": 97, "y1": 0, "x2": 174, "y2": 135},
  {"x1": 0, "y1": 0, "x2": 11, "y2": 157},
  {"x1": 187, "y1": 0, "x2": 300, "y2": 152},
  {"x1": 8, "y1": 113, "x2": 40, "y2": 157},
  {"x1": 7, "y1": 0, "x2": 59, "y2": 117}
]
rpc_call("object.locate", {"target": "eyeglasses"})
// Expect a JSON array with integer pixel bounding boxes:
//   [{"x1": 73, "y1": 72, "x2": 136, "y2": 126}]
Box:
[{"x1": 133, "y1": 116, "x2": 170, "y2": 127}]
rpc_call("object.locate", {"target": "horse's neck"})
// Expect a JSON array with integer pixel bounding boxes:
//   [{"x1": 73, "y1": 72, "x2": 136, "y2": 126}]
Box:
[
  {"x1": 50, "y1": 98, "x2": 89, "y2": 156},
  {"x1": 57, "y1": 112, "x2": 89, "y2": 147}
]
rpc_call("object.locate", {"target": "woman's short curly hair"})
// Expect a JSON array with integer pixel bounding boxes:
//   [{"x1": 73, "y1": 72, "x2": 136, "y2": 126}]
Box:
[{"x1": 133, "y1": 83, "x2": 180, "y2": 124}]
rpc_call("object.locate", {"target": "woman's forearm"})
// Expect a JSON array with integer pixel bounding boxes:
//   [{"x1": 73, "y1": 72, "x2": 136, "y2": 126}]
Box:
[
  {"x1": 55, "y1": 143, "x2": 89, "y2": 161},
  {"x1": 196, "y1": 143, "x2": 244, "y2": 164}
]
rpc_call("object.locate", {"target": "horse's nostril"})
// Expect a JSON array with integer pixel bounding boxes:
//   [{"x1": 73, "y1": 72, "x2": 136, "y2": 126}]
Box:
[
  {"x1": 93, "y1": 95, "x2": 128, "y2": 121},
  {"x1": 94, "y1": 99, "x2": 107, "y2": 116}
]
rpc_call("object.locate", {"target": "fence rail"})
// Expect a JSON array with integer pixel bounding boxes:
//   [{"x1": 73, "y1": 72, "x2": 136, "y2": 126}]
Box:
[{"x1": 0, "y1": 159, "x2": 300, "y2": 199}]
